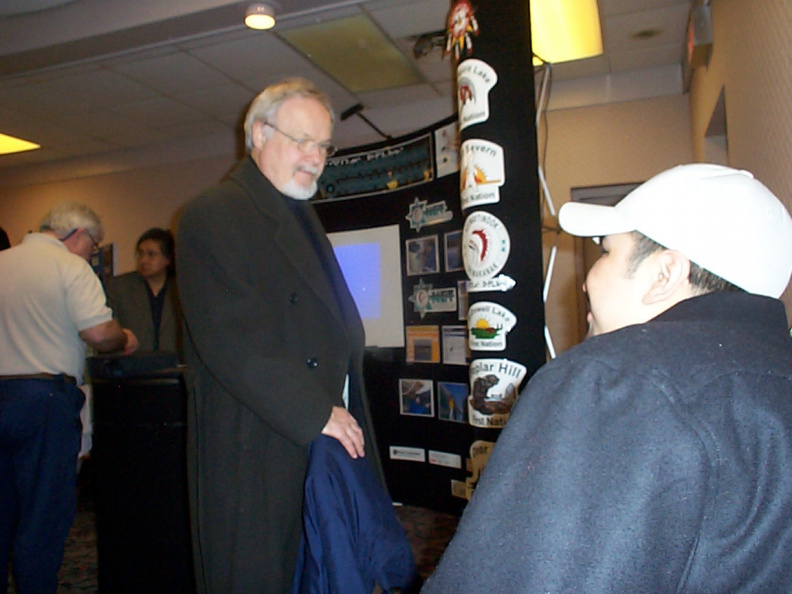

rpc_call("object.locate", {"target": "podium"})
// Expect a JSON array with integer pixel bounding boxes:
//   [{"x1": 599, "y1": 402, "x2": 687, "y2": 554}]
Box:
[{"x1": 89, "y1": 354, "x2": 195, "y2": 594}]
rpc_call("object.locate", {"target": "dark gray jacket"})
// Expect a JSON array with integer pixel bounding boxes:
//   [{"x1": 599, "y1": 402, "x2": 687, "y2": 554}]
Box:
[
  {"x1": 105, "y1": 271, "x2": 182, "y2": 358},
  {"x1": 424, "y1": 292, "x2": 792, "y2": 593}
]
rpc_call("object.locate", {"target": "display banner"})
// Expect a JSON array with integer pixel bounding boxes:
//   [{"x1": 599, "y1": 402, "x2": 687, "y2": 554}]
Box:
[
  {"x1": 451, "y1": 0, "x2": 546, "y2": 500},
  {"x1": 312, "y1": 0, "x2": 544, "y2": 514},
  {"x1": 318, "y1": 134, "x2": 434, "y2": 200}
]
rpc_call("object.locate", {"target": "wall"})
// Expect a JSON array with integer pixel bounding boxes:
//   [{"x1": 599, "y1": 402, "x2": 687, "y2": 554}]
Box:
[
  {"x1": 541, "y1": 93, "x2": 692, "y2": 354},
  {"x1": 0, "y1": 154, "x2": 236, "y2": 273},
  {"x1": 689, "y1": 0, "x2": 792, "y2": 319}
]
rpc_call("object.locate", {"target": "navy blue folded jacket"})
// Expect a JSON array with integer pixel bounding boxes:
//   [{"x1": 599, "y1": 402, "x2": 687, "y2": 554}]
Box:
[{"x1": 291, "y1": 434, "x2": 420, "y2": 594}]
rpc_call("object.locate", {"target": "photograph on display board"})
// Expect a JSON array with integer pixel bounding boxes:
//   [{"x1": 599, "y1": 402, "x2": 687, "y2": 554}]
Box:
[
  {"x1": 438, "y1": 382, "x2": 468, "y2": 423},
  {"x1": 444, "y1": 230, "x2": 463, "y2": 272},
  {"x1": 435, "y1": 121, "x2": 460, "y2": 178},
  {"x1": 406, "y1": 235, "x2": 439, "y2": 276},
  {"x1": 457, "y1": 280, "x2": 469, "y2": 320},
  {"x1": 399, "y1": 378, "x2": 434, "y2": 417},
  {"x1": 406, "y1": 325, "x2": 440, "y2": 363},
  {"x1": 442, "y1": 325, "x2": 469, "y2": 365}
]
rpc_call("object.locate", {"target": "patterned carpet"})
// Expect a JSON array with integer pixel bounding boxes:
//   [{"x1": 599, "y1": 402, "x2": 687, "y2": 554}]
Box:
[{"x1": 8, "y1": 469, "x2": 459, "y2": 592}]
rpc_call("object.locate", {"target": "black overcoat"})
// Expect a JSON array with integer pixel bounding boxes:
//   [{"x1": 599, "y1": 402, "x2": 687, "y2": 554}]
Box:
[{"x1": 177, "y1": 157, "x2": 382, "y2": 593}]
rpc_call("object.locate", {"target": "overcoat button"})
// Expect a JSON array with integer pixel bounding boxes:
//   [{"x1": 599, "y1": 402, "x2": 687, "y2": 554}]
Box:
[
  {"x1": 306, "y1": 358, "x2": 318, "y2": 368},
  {"x1": 290, "y1": 293, "x2": 298, "y2": 304}
]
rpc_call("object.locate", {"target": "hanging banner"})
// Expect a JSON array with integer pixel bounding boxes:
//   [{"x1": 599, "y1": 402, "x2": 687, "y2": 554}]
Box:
[{"x1": 318, "y1": 133, "x2": 434, "y2": 200}]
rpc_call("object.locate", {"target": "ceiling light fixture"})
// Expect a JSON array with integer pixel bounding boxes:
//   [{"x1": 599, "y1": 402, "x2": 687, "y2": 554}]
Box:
[
  {"x1": 280, "y1": 14, "x2": 421, "y2": 93},
  {"x1": 531, "y1": 0, "x2": 603, "y2": 65},
  {"x1": 245, "y1": 2, "x2": 276, "y2": 30},
  {"x1": 0, "y1": 133, "x2": 40, "y2": 156}
]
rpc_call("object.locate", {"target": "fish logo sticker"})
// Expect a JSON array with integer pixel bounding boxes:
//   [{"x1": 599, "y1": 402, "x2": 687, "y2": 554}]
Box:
[
  {"x1": 463, "y1": 211, "x2": 510, "y2": 281},
  {"x1": 405, "y1": 198, "x2": 453, "y2": 232},
  {"x1": 456, "y1": 59, "x2": 497, "y2": 130},
  {"x1": 409, "y1": 279, "x2": 458, "y2": 318},
  {"x1": 460, "y1": 139, "x2": 504, "y2": 209}
]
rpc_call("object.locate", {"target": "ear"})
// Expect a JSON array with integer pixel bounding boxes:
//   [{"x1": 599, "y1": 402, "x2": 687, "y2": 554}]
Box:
[
  {"x1": 643, "y1": 249, "x2": 691, "y2": 305},
  {"x1": 251, "y1": 120, "x2": 267, "y2": 150}
]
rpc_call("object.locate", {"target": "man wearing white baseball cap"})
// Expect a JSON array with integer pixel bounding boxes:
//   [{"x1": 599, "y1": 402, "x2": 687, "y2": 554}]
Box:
[{"x1": 423, "y1": 164, "x2": 792, "y2": 592}]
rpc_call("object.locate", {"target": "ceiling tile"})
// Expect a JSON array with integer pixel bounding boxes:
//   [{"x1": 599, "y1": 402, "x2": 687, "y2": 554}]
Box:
[
  {"x1": 103, "y1": 124, "x2": 170, "y2": 148},
  {"x1": 172, "y1": 82, "x2": 254, "y2": 125},
  {"x1": 367, "y1": 0, "x2": 449, "y2": 39},
  {"x1": 0, "y1": 80, "x2": 87, "y2": 119},
  {"x1": 550, "y1": 55, "x2": 610, "y2": 81},
  {"x1": 59, "y1": 110, "x2": 130, "y2": 138},
  {"x1": 357, "y1": 83, "x2": 441, "y2": 109},
  {"x1": 367, "y1": 95, "x2": 454, "y2": 137},
  {"x1": 52, "y1": 139, "x2": 117, "y2": 157},
  {"x1": 156, "y1": 119, "x2": 233, "y2": 141},
  {"x1": 110, "y1": 97, "x2": 207, "y2": 129},
  {"x1": 604, "y1": 4, "x2": 690, "y2": 51},
  {"x1": 279, "y1": 14, "x2": 422, "y2": 93},
  {"x1": 111, "y1": 51, "x2": 233, "y2": 92},
  {"x1": 53, "y1": 69, "x2": 161, "y2": 108},
  {"x1": 609, "y1": 44, "x2": 684, "y2": 72},
  {"x1": 189, "y1": 32, "x2": 314, "y2": 86},
  {"x1": 599, "y1": 0, "x2": 689, "y2": 18}
]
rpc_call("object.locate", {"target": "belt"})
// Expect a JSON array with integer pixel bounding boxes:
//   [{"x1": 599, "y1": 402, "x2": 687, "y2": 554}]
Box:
[{"x1": 0, "y1": 373, "x2": 77, "y2": 384}]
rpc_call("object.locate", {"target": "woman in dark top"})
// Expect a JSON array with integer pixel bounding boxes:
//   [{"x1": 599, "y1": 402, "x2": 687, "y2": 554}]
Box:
[{"x1": 105, "y1": 228, "x2": 182, "y2": 357}]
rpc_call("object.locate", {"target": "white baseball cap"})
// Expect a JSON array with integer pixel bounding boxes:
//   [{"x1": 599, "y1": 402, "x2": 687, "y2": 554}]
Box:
[{"x1": 558, "y1": 163, "x2": 792, "y2": 298}]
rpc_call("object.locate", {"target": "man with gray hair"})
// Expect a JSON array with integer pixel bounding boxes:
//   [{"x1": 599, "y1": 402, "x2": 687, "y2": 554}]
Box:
[
  {"x1": 0, "y1": 202, "x2": 138, "y2": 593},
  {"x1": 177, "y1": 78, "x2": 382, "y2": 592},
  {"x1": 424, "y1": 164, "x2": 792, "y2": 592}
]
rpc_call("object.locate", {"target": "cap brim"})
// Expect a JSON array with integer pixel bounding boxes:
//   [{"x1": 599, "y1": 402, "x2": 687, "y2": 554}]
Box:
[{"x1": 558, "y1": 201, "x2": 634, "y2": 238}]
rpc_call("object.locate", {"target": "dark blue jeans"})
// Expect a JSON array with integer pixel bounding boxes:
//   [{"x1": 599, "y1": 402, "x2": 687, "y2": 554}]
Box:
[{"x1": 0, "y1": 377, "x2": 84, "y2": 594}]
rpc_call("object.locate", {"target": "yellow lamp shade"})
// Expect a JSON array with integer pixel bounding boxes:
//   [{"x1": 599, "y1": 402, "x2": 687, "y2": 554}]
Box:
[{"x1": 531, "y1": 0, "x2": 603, "y2": 65}]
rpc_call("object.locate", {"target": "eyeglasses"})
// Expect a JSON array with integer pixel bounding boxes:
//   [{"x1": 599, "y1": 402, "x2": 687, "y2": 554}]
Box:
[
  {"x1": 83, "y1": 229, "x2": 100, "y2": 253},
  {"x1": 264, "y1": 122, "x2": 336, "y2": 157},
  {"x1": 136, "y1": 248, "x2": 163, "y2": 259}
]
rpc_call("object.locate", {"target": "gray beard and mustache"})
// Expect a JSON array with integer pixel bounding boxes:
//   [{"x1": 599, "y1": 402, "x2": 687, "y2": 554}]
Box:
[{"x1": 282, "y1": 167, "x2": 319, "y2": 201}]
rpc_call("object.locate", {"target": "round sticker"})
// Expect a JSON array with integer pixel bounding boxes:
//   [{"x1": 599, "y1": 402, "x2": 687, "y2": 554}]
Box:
[{"x1": 463, "y1": 211, "x2": 510, "y2": 281}]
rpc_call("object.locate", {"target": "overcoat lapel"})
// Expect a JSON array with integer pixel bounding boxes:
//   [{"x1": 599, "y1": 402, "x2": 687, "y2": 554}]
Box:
[{"x1": 231, "y1": 158, "x2": 352, "y2": 344}]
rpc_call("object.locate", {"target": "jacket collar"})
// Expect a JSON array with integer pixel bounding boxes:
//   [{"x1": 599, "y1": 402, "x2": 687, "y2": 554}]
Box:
[{"x1": 656, "y1": 291, "x2": 787, "y2": 333}]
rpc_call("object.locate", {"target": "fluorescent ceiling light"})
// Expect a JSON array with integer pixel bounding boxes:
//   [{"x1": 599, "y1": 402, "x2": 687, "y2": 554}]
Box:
[
  {"x1": 280, "y1": 15, "x2": 421, "y2": 93},
  {"x1": 531, "y1": 0, "x2": 603, "y2": 65},
  {"x1": 0, "y1": 133, "x2": 40, "y2": 156}
]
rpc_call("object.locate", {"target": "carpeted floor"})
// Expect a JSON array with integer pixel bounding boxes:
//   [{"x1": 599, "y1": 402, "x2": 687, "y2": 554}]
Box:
[{"x1": 8, "y1": 467, "x2": 459, "y2": 593}]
